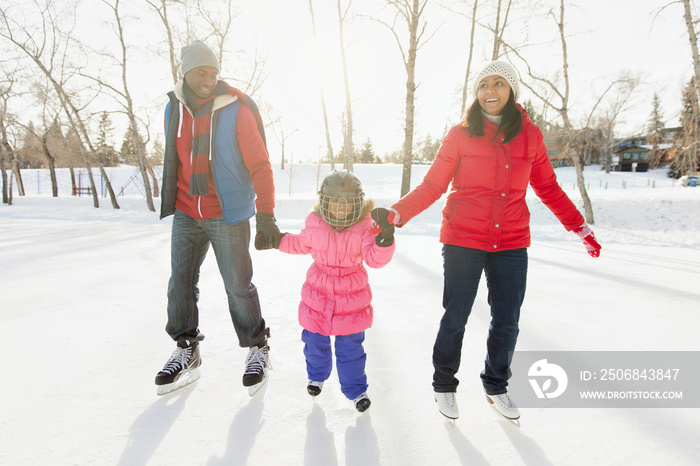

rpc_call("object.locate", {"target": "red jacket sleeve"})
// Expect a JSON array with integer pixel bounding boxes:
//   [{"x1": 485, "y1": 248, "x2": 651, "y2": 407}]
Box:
[
  {"x1": 528, "y1": 130, "x2": 585, "y2": 230},
  {"x1": 236, "y1": 104, "x2": 275, "y2": 214},
  {"x1": 391, "y1": 125, "x2": 462, "y2": 225}
]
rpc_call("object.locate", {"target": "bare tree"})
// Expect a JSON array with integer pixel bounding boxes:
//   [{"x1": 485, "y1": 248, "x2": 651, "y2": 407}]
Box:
[
  {"x1": 27, "y1": 78, "x2": 69, "y2": 196},
  {"x1": 373, "y1": 0, "x2": 435, "y2": 197},
  {"x1": 0, "y1": 77, "x2": 15, "y2": 203},
  {"x1": 461, "y1": 0, "x2": 479, "y2": 116},
  {"x1": 196, "y1": 0, "x2": 236, "y2": 70},
  {"x1": 580, "y1": 73, "x2": 638, "y2": 170},
  {"x1": 145, "y1": 0, "x2": 180, "y2": 86},
  {"x1": 308, "y1": 0, "x2": 335, "y2": 170},
  {"x1": 489, "y1": 0, "x2": 513, "y2": 59},
  {"x1": 337, "y1": 0, "x2": 354, "y2": 171},
  {"x1": 0, "y1": 82, "x2": 27, "y2": 197},
  {"x1": 93, "y1": 0, "x2": 155, "y2": 211},
  {"x1": 271, "y1": 120, "x2": 298, "y2": 170},
  {"x1": 506, "y1": 0, "x2": 595, "y2": 223},
  {"x1": 682, "y1": 0, "x2": 700, "y2": 109},
  {"x1": 672, "y1": 78, "x2": 700, "y2": 177},
  {"x1": 18, "y1": 121, "x2": 61, "y2": 196},
  {"x1": 447, "y1": 0, "x2": 519, "y2": 114},
  {"x1": 0, "y1": 0, "x2": 120, "y2": 208},
  {"x1": 234, "y1": 46, "x2": 270, "y2": 97}
]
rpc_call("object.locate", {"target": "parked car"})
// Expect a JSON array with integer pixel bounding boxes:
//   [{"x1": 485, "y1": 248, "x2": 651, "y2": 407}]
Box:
[{"x1": 679, "y1": 175, "x2": 700, "y2": 187}]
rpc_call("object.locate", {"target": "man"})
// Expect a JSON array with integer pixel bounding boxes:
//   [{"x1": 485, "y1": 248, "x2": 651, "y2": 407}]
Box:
[{"x1": 155, "y1": 40, "x2": 280, "y2": 396}]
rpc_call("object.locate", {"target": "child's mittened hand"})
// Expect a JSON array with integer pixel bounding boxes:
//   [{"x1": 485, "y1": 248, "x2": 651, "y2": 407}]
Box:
[
  {"x1": 371, "y1": 208, "x2": 395, "y2": 246},
  {"x1": 375, "y1": 229, "x2": 394, "y2": 247}
]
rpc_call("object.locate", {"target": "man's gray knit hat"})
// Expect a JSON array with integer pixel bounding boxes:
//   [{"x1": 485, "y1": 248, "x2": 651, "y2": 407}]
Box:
[
  {"x1": 473, "y1": 60, "x2": 520, "y2": 102},
  {"x1": 181, "y1": 40, "x2": 220, "y2": 76}
]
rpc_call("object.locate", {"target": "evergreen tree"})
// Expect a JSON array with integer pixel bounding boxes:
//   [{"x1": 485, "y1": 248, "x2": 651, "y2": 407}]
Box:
[
  {"x1": 20, "y1": 121, "x2": 44, "y2": 169},
  {"x1": 416, "y1": 134, "x2": 441, "y2": 163},
  {"x1": 120, "y1": 128, "x2": 144, "y2": 166},
  {"x1": 646, "y1": 93, "x2": 665, "y2": 143},
  {"x1": 95, "y1": 112, "x2": 119, "y2": 166},
  {"x1": 359, "y1": 138, "x2": 376, "y2": 163},
  {"x1": 150, "y1": 138, "x2": 165, "y2": 166},
  {"x1": 646, "y1": 93, "x2": 665, "y2": 167}
]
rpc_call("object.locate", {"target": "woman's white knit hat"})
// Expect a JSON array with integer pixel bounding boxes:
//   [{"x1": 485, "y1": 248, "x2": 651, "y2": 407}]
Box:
[
  {"x1": 180, "y1": 40, "x2": 220, "y2": 76},
  {"x1": 473, "y1": 60, "x2": 520, "y2": 102}
]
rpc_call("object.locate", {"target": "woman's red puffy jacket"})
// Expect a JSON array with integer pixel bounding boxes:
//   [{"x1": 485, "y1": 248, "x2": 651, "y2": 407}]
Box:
[{"x1": 392, "y1": 106, "x2": 584, "y2": 251}]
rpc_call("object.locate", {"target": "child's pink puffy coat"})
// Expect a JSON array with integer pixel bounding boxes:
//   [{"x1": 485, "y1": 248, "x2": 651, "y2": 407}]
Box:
[{"x1": 279, "y1": 211, "x2": 395, "y2": 336}]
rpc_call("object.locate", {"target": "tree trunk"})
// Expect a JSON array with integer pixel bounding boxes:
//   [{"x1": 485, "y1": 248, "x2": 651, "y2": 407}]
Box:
[
  {"x1": 491, "y1": 0, "x2": 512, "y2": 60},
  {"x1": 69, "y1": 166, "x2": 76, "y2": 195},
  {"x1": 461, "y1": 0, "x2": 479, "y2": 117},
  {"x1": 146, "y1": 160, "x2": 159, "y2": 197},
  {"x1": 11, "y1": 153, "x2": 25, "y2": 196},
  {"x1": 400, "y1": 0, "x2": 421, "y2": 198},
  {"x1": 308, "y1": 0, "x2": 335, "y2": 170},
  {"x1": 280, "y1": 139, "x2": 286, "y2": 170},
  {"x1": 80, "y1": 120, "x2": 117, "y2": 208},
  {"x1": 110, "y1": 0, "x2": 155, "y2": 211},
  {"x1": 41, "y1": 131, "x2": 59, "y2": 197},
  {"x1": 337, "y1": 0, "x2": 354, "y2": 171},
  {"x1": 556, "y1": 0, "x2": 593, "y2": 224},
  {"x1": 1, "y1": 122, "x2": 11, "y2": 203},
  {"x1": 1, "y1": 149, "x2": 7, "y2": 204},
  {"x1": 682, "y1": 0, "x2": 700, "y2": 111},
  {"x1": 82, "y1": 157, "x2": 100, "y2": 207},
  {"x1": 492, "y1": 0, "x2": 502, "y2": 59},
  {"x1": 8, "y1": 164, "x2": 13, "y2": 205},
  {"x1": 146, "y1": 0, "x2": 179, "y2": 85}
]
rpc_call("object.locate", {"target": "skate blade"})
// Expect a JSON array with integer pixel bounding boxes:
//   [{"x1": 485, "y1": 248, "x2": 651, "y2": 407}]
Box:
[
  {"x1": 486, "y1": 395, "x2": 521, "y2": 420},
  {"x1": 156, "y1": 368, "x2": 201, "y2": 396},
  {"x1": 247, "y1": 371, "x2": 270, "y2": 397}
]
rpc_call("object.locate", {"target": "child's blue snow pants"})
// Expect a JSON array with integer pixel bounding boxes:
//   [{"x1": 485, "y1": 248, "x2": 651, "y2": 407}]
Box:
[{"x1": 302, "y1": 329, "x2": 368, "y2": 400}]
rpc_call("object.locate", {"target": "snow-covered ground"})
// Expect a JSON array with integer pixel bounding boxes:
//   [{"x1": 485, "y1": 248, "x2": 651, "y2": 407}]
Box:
[{"x1": 1, "y1": 164, "x2": 699, "y2": 465}]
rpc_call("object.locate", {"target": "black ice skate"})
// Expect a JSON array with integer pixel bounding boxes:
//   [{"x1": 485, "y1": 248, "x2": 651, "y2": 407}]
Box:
[
  {"x1": 155, "y1": 340, "x2": 201, "y2": 396},
  {"x1": 243, "y1": 345, "x2": 271, "y2": 396}
]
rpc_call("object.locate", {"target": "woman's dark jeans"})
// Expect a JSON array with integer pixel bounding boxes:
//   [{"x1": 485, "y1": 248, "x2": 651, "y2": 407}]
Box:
[{"x1": 432, "y1": 245, "x2": 527, "y2": 395}]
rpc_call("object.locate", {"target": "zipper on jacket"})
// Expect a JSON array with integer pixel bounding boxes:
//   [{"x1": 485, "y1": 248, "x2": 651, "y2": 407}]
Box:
[
  {"x1": 178, "y1": 101, "x2": 205, "y2": 220},
  {"x1": 188, "y1": 108, "x2": 204, "y2": 219}
]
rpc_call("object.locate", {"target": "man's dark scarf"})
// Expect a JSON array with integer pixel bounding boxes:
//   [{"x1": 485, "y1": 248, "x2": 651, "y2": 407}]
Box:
[{"x1": 186, "y1": 80, "x2": 267, "y2": 196}]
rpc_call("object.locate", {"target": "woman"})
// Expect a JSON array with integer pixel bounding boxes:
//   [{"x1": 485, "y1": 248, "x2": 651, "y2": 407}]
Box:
[{"x1": 371, "y1": 61, "x2": 601, "y2": 420}]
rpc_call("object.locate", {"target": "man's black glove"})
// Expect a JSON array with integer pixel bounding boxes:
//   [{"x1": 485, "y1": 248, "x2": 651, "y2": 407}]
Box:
[
  {"x1": 370, "y1": 208, "x2": 395, "y2": 247},
  {"x1": 254, "y1": 213, "x2": 281, "y2": 250}
]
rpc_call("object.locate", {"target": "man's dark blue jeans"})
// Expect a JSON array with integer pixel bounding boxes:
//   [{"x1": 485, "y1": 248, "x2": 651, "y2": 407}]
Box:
[
  {"x1": 165, "y1": 210, "x2": 268, "y2": 348},
  {"x1": 433, "y1": 244, "x2": 528, "y2": 395}
]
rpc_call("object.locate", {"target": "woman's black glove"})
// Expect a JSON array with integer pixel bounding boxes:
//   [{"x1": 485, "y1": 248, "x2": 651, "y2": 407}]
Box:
[
  {"x1": 254, "y1": 213, "x2": 281, "y2": 250},
  {"x1": 370, "y1": 208, "x2": 395, "y2": 247}
]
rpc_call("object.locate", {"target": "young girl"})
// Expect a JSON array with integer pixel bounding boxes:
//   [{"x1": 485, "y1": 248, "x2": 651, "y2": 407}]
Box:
[
  {"x1": 372, "y1": 61, "x2": 601, "y2": 420},
  {"x1": 276, "y1": 170, "x2": 395, "y2": 412}
]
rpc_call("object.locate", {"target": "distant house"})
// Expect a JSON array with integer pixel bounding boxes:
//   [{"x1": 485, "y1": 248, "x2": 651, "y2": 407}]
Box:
[{"x1": 612, "y1": 128, "x2": 678, "y2": 172}]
